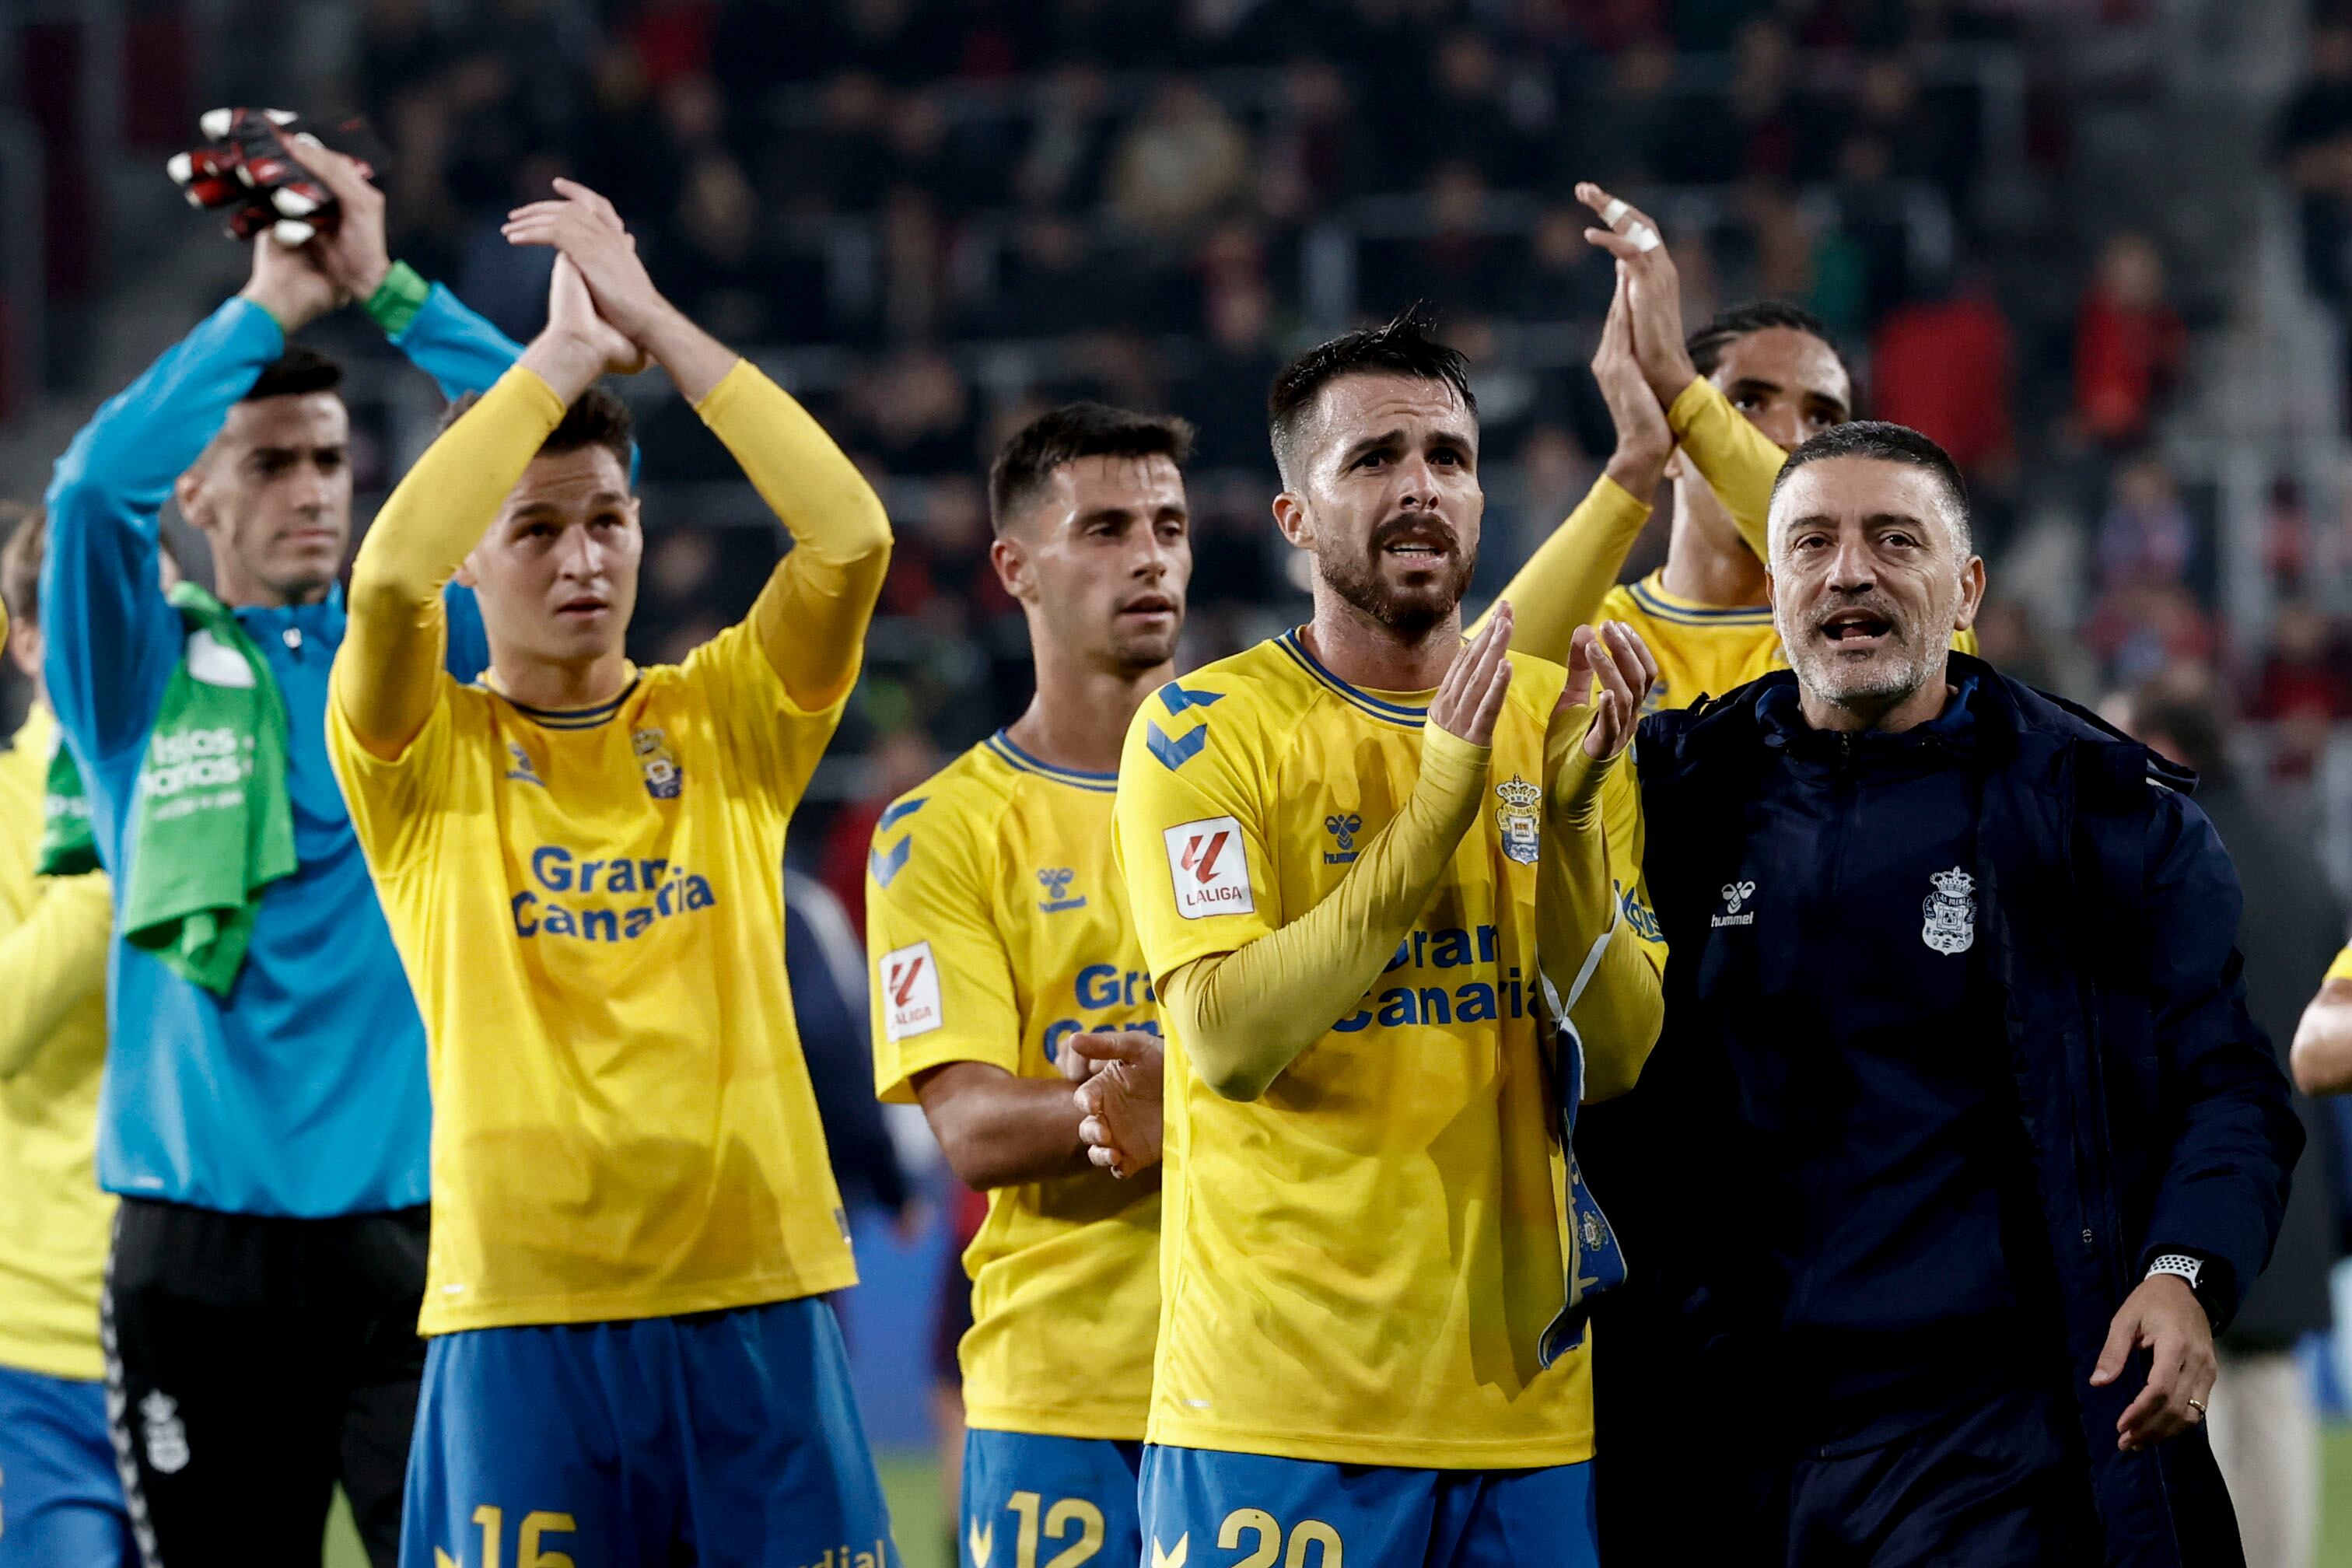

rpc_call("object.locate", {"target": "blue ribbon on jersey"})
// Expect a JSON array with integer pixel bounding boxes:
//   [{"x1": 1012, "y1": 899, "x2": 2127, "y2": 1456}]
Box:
[{"x1": 1537, "y1": 1012, "x2": 1629, "y2": 1368}]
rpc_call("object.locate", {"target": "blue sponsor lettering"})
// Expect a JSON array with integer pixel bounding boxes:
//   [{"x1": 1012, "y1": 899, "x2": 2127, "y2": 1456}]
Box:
[
  {"x1": 1323, "y1": 928, "x2": 1532, "y2": 1036},
  {"x1": 512, "y1": 845, "x2": 718, "y2": 943}
]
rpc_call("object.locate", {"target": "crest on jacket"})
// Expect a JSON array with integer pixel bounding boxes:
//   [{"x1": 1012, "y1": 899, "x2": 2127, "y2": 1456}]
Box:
[{"x1": 1922, "y1": 866, "x2": 1976, "y2": 954}]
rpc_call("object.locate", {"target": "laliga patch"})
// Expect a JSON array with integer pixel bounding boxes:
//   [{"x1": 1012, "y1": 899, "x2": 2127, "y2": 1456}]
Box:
[
  {"x1": 881, "y1": 941, "x2": 943, "y2": 1041},
  {"x1": 1164, "y1": 816, "x2": 1253, "y2": 920}
]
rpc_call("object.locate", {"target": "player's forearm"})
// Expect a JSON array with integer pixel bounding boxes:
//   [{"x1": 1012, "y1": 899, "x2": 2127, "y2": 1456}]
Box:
[
  {"x1": 698, "y1": 359, "x2": 893, "y2": 709},
  {"x1": 1667, "y1": 376, "x2": 1787, "y2": 562},
  {"x1": 43, "y1": 299, "x2": 282, "y2": 758},
  {"x1": 1475, "y1": 474, "x2": 1654, "y2": 665},
  {"x1": 916, "y1": 1062, "x2": 1090, "y2": 1188},
  {"x1": 50, "y1": 297, "x2": 284, "y2": 524},
  {"x1": 2291, "y1": 992, "x2": 2352, "y2": 1095},
  {"x1": 373, "y1": 267, "x2": 526, "y2": 401},
  {"x1": 1543, "y1": 730, "x2": 1663, "y2": 1101},
  {"x1": 338, "y1": 364, "x2": 569, "y2": 754},
  {"x1": 0, "y1": 873, "x2": 111, "y2": 1081},
  {"x1": 1169, "y1": 730, "x2": 1489, "y2": 1101}
]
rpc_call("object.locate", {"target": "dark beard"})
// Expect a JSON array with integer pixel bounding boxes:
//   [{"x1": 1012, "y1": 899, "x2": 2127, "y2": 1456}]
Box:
[{"x1": 1319, "y1": 523, "x2": 1476, "y2": 642}]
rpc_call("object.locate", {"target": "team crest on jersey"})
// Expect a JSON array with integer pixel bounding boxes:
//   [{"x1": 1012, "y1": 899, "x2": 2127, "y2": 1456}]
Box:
[
  {"x1": 505, "y1": 742, "x2": 546, "y2": 788},
  {"x1": 1323, "y1": 810, "x2": 1363, "y2": 865},
  {"x1": 1494, "y1": 775, "x2": 1542, "y2": 865},
  {"x1": 1036, "y1": 866, "x2": 1087, "y2": 912},
  {"x1": 632, "y1": 727, "x2": 682, "y2": 800},
  {"x1": 1923, "y1": 866, "x2": 1976, "y2": 954}
]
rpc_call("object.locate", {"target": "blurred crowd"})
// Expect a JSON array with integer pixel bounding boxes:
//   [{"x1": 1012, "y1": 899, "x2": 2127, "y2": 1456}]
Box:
[{"x1": 26, "y1": 0, "x2": 2352, "y2": 891}]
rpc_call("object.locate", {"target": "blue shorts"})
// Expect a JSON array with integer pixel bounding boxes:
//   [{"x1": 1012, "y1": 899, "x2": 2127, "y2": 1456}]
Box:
[
  {"x1": 0, "y1": 1363, "x2": 135, "y2": 1568},
  {"x1": 401, "y1": 1297, "x2": 898, "y2": 1568},
  {"x1": 961, "y1": 1430, "x2": 1143, "y2": 1568},
  {"x1": 1138, "y1": 1445, "x2": 1596, "y2": 1568}
]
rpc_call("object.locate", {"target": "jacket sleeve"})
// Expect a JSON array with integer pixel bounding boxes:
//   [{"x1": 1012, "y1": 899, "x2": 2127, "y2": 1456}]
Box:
[
  {"x1": 2138, "y1": 789, "x2": 2305, "y2": 1326},
  {"x1": 391, "y1": 281, "x2": 525, "y2": 402},
  {"x1": 43, "y1": 297, "x2": 285, "y2": 762}
]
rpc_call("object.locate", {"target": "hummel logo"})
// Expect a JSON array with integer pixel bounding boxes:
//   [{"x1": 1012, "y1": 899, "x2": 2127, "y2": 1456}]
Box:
[
  {"x1": 1037, "y1": 866, "x2": 1087, "y2": 912},
  {"x1": 1152, "y1": 1535, "x2": 1189, "y2": 1568},
  {"x1": 1712, "y1": 880, "x2": 1758, "y2": 928}
]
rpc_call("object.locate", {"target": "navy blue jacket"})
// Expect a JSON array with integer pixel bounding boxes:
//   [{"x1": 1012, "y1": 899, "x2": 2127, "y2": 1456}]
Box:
[{"x1": 1590, "y1": 656, "x2": 2300, "y2": 1568}]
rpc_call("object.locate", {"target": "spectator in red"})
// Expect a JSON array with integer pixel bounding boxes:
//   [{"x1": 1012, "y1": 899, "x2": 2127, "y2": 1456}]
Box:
[
  {"x1": 2249, "y1": 600, "x2": 2352, "y2": 726},
  {"x1": 1869, "y1": 270, "x2": 2014, "y2": 474},
  {"x1": 819, "y1": 727, "x2": 945, "y2": 933},
  {"x1": 2075, "y1": 231, "x2": 2186, "y2": 448}
]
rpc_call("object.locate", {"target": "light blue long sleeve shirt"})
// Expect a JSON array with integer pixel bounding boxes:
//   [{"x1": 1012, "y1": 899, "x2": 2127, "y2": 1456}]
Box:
[{"x1": 41, "y1": 283, "x2": 517, "y2": 1216}]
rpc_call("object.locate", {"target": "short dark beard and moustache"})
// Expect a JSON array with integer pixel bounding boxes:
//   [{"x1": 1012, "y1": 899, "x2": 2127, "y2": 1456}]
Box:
[
  {"x1": 1787, "y1": 590, "x2": 1930, "y2": 708},
  {"x1": 1319, "y1": 515, "x2": 1477, "y2": 642}
]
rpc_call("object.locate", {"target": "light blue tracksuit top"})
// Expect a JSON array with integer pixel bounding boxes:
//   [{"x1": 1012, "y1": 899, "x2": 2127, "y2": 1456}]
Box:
[{"x1": 41, "y1": 285, "x2": 514, "y2": 1216}]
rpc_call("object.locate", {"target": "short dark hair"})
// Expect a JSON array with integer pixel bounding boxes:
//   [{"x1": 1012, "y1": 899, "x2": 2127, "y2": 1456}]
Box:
[
  {"x1": 1771, "y1": 420, "x2": 1971, "y2": 551},
  {"x1": 1686, "y1": 299, "x2": 1846, "y2": 383},
  {"x1": 1267, "y1": 303, "x2": 1476, "y2": 487},
  {"x1": 988, "y1": 401, "x2": 1196, "y2": 534},
  {"x1": 242, "y1": 345, "x2": 343, "y2": 403},
  {"x1": 0, "y1": 502, "x2": 43, "y2": 628},
  {"x1": 439, "y1": 383, "x2": 635, "y2": 474}
]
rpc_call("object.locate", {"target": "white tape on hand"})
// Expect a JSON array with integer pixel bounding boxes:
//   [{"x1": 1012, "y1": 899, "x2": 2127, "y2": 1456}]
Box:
[
  {"x1": 1600, "y1": 198, "x2": 1629, "y2": 226},
  {"x1": 1626, "y1": 222, "x2": 1661, "y2": 254}
]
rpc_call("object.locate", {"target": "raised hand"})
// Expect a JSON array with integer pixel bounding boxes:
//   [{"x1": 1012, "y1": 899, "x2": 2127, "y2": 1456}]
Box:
[
  {"x1": 517, "y1": 254, "x2": 645, "y2": 405},
  {"x1": 238, "y1": 224, "x2": 340, "y2": 334},
  {"x1": 1430, "y1": 601, "x2": 1515, "y2": 748},
  {"x1": 276, "y1": 134, "x2": 391, "y2": 303},
  {"x1": 502, "y1": 179, "x2": 673, "y2": 348},
  {"x1": 1068, "y1": 1031, "x2": 1165, "y2": 1178},
  {"x1": 1594, "y1": 267, "x2": 1674, "y2": 498},
  {"x1": 1562, "y1": 621, "x2": 1658, "y2": 764},
  {"x1": 1577, "y1": 182, "x2": 1699, "y2": 409}
]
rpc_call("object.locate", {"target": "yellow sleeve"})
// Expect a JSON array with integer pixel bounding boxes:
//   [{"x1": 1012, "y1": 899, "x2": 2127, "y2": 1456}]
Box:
[
  {"x1": 1667, "y1": 376, "x2": 1787, "y2": 564},
  {"x1": 1540, "y1": 723, "x2": 1664, "y2": 1104},
  {"x1": 866, "y1": 789, "x2": 1022, "y2": 1103},
  {"x1": 336, "y1": 365, "x2": 569, "y2": 758},
  {"x1": 695, "y1": 360, "x2": 892, "y2": 712},
  {"x1": 0, "y1": 870, "x2": 111, "y2": 1081},
  {"x1": 324, "y1": 678, "x2": 457, "y2": 875},
  {"x1": 1118, "y1": 699, "x2": 1491, "y2": 1101},
  {"x1": 2326, "y1": 944, "x2": 2352, "y2": 985},
  {"x1": 1472, "y1": 474, "x2": 1654, "y2": 665},
  {"x1": 1112, "y1": 690, "x2": 1281, "y2": 988}
]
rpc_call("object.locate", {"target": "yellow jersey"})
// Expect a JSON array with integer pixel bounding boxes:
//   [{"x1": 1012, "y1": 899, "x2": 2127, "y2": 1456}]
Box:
[
  {"x1": 2326, "y1": 947, "x2": 2352, "y2": 985},
  {"x1": 866, "y1": 731, "x2": 1160, "y2": 1440},
  {"x1": 1112, "y1": 632, "x2": 1593, "y2": 1468},
  {"x1": 0, "y1": 705, "x2": 115, "y2": 1381},
  {"x1": 1598, "y1": 569, "x2": 1980, "y2": 714},
  {"x1": 327, "y1": 625, "x2": 859, "y2": 1335}
]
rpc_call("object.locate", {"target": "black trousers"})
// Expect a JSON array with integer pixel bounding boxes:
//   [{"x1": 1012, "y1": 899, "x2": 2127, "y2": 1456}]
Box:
[{"x1": 102, "y1": 1198, "x2": 429, "y2": 1568}]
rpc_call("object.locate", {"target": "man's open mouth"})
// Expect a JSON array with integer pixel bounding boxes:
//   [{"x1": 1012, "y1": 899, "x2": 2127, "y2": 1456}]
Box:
[{"x1": 1819, "y1": 609, "x2": 1892, "y2": 645}]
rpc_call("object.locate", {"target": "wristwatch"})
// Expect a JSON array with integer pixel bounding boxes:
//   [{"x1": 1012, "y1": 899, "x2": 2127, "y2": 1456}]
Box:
[{"x1": 2146, "y1": 1252, "x2": 2203, "y2": 1291}]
